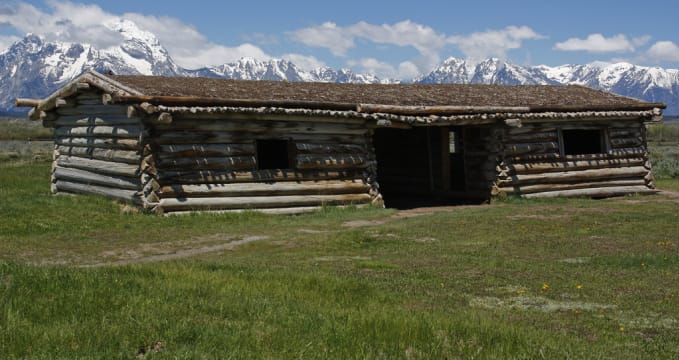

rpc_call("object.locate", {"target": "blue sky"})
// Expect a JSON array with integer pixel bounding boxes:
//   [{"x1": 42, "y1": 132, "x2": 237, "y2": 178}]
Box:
[{"x1": 1, "y1": 0, "x2": 678, "y2": 79}]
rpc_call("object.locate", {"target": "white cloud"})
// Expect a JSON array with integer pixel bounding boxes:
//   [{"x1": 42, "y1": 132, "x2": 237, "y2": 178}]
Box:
[
  {"x1": 646, "y1": 41, "x2": 679, "y2": 62},
  {"x1": 448, "y1": 26, "x2": 545, "y2": 62},
  {"x1": 347, "y1": 58, "x2": 421, "y2": 80},
  {"x1": 290, "y1": 22, "x2": 355, "y2": 57},
  {"x1": 554, "y1": 34, "x2": 638, "y2": 53},
  {"x1": 281, "y1": 54, "x2": 325, "y2": 71}
]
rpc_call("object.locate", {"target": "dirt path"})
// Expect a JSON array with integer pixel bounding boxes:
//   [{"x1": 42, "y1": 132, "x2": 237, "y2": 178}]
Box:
[{"x1": 81, "y1": 235, "x2": 270, "y2": 268}]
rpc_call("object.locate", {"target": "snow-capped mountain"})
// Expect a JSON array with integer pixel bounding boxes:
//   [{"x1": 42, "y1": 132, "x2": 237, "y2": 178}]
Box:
[
  {"x1": 418, "y1": 57, "x2": 679, "y2": 114},
  {"x1": 2, "y1": 19, "x2": 678, "y2": 115}
]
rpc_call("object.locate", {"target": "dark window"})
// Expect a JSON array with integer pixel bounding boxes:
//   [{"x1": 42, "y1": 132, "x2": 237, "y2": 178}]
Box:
[
  {"x1": 562, "y1": 129, "x2": 605, "y2": 155},
  {"x1": 256, "y1": 139, "x2": 291, "y2": 169}
]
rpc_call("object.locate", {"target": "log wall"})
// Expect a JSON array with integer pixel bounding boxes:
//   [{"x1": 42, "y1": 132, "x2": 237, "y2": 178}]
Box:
[
  {"x1": 144, "y1": 113, "x2": 379, "y2": 214},
  {"x1": 492, "y1": 121, "x2": 657, "y2": 198},
  {"x1": 49, "y1": 91, "x2": 144, "y2": 204}
]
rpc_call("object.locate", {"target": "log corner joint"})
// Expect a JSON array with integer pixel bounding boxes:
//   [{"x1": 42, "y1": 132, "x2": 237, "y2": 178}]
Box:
[{"x1": 504, "y1": 118, "x2": 523, "y2": 128}]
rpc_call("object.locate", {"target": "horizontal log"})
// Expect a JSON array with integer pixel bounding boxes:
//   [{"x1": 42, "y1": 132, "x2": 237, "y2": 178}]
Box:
[
  {"x1": 296, "y1": 154, "x2": 368, "y2": 170},
  {"x1": 522, "y1": 185, "x2": 658, "y2": 199},
  {"x1": 15, "y1": 98, "x2": 41, "y2": 107},
  {"x1": 504, "y1": 157, "x2": 647, "y2": 175},
  {"x1": 610, "y1": 137, "x2": 643, "y2": 148},
  {"x1": 507, "y1": 147, "x2": 647, "y2": 163},
  {"x1": 158, "y1": 169, "x2": 366, "y2": 184},
  {"x1": 158, "y1": 144, "x2": 255, "y2": 158},
  {"x1": 494, "y1": 179, "x2": 647, "y2": 195},
  {"x1": 164, "y1": 204, "x2": 372, "y2": 216},
  {"x1": 172, "y1": 112, "x2": 367, "y2": 125},
  {"x1": 54, "y1": 125, "x2": 143, "y2": 138},
  {"x1": 55, "y1": 104, "x2": 128, "y2": 116},
  {"x1": 54, "y1": 115, "x2": 141, "y2": 126},
  {"x1": 153, "y1": 119, "x2": 368, "y2": 135},
  {"x1": 55, "y1": 137, "x2": 140, "y2": 150},
  {"x1": 157, "y1": 156, "x2": 256, "y2": 170},
  {"x1": 53, "y1": 166, "x2": 140, "y2": 190},
  {"x1": 504, "y1": 142, "x2": 559, "y2": 156},
  {"x1": 507, "y1": 126, "x2": 557, "y2": 135},
  {"x1": 55, "y1": 145, "x2": 140, "y2": 164},
  {"x1": 54, "y1": 180, "x2": 140, "y2": 203},
  {"x1": 497, "y1": 166, "x2": 650, "y2": 186},
  {"x1": 157, "y1": 193, "x2": 372, "y2": 212},
  {"x1": 295, "y1": 143, "x2": 366, "y2": 154},
  {"x1": 159, "y1": 180, "x2": 370, "y2": 198},
  {"x1": 153, "y1": 131, "x2": 368, "y2": 145},
  {"x1": 609, "y1": 128, "x2": 642, "y2": 138},
  {"x1": 504, "y1": 132, "x2": 558, "y2": 143},
  {"x1": 56, "y1": 156, "x2": 141, "y2": 177}
]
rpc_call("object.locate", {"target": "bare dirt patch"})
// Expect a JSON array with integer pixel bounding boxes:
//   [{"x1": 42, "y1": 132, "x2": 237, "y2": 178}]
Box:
[{"x1": 82, "y1": 235, "x2": 270, "y2": 267}]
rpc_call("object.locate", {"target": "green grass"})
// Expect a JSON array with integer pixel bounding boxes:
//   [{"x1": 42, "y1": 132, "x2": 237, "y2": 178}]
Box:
[
  {"x1": 0, "y1": 117, "x2": 52, "y2": 140},
  {"x1": 1, "y1": 159, "x2": 678, "y2": 358}
]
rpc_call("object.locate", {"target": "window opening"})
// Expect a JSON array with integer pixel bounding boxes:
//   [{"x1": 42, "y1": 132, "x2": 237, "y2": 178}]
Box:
[
  {"x1": 562, "y1": 129, "x2": 605, "y2": 155},
  {"x1": 256, "y1": 139, "x2": 291, "y2": 170}
]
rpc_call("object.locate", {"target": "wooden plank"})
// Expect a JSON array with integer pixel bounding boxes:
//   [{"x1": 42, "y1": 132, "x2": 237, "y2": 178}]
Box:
[
  {"x1": 296, "y1": 154, "x2": 368, "y2": 170},
  {"x1": 295, "y1": 143, "x2": 366, "y2": 154},
  {"x1": 153, "y1": 131, "x2": 367, "y2": 145},
  {"x1": 53, "y1": 166, "x2": 140, "y2": 190},
  {"x1": 504, "y1": 142, "x2": 560, "y2": 156},
  {"x1": 159, "y1": 180, "x2": 370, "y2": 198},
  {"x1": 55, "y1": 137, "x2": 140, "y2": 150},
  {"x1": 54, "y1": 125, "x2": 143, "y2": 138},
  {"x1": 157, "y1": 156, "x2": 256, "y2": 171},
  {"x1": 55, "y1": 104, "x2": 128, "y2": 116},
  {"x1": 56, "y1": 156, "x2": 140, "y2": 177},
  {"x1": 157, "y1": 193, "x2": 372, "y2": 212},
  {"x1": 163, "y1": 204, "x2": 372, "y2": 216},
  {"x1": 497, "y1": 166, "x2": 650, "y2": 186},
  {"x1": 54, "y1": 180, "x2": 140, "y2": 203},
  {"x1": 55, "y1": 145, "x2": 140, "y2": 164},
  {"x1": 158, "y1": 144, "x2": 255, "y2": 158},
  {"x1": 507, "y1": 147, "x2": 647, "y2": 163},
  {"x1": 523, "y1": 185, "x2": 658, "y2": 198},
  {"x1": 54, "y1": 115, "x2": 141, "y2": 126},
  {"x1": 158, "y1": 169, "x2": 365, "y2": 184},
  {"x1": 504, "y1": 157, "x2": 647, "y2": 174},
  {"x1": 494, "y1": 179, "x2": 647, "y2": 195},
  {"x1": 153, "y1": 119, "x2": 368, "y2": 135},
  {"x1": 610, "y1": 137, "x2": 643, "y2": 148}
]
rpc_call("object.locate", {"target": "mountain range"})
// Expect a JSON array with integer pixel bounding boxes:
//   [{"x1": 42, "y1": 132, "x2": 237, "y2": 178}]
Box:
[{"x1": 1, "y1": 19, "x2": 677, "y2": 115}]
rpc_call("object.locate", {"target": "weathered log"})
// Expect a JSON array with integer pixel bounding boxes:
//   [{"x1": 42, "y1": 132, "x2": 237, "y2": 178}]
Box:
[
  {"x1": 171, "y1": 112, "x2": 368, "y2": 125},
  {"x1": 158, "y1": 169, "x2": 364, "y2": 184},
  {"x1": 153, "y1": 132, "x2": 368, "y2": 145},
  {"x1": 493, "y1": 179, "x2": 648, "y2": 195},
  {"x1": 507, "y1": 147, "x2": 647, "y2": 163},
  {"x1": 294, "y1": 143, "x2": 366, "y2": 154},
  {"x1": 504, "y1": 131, "x2": 558, "y2": 143},
  {"x1": 507, "y1": 126, "x2": 557, "y2": 135},
  {"x1": 159, "y1": 180, "x2": 370, "y2": 198},
  {"x1": 296, "y1": 154, "x2": 368, "y2": 169},
  {"x1": 163, "y1": 204, "x2": 371, "y2": 216},
  {"x1": 15, "y1": 98, "x2": 41, "y2": 107},
  {"x1": 522, "y1": 185, "x2": 658, "y2": 198},
  {"x1": 55, "y1": 145, "x2": 140, "y2": 164},
  {"x1": 139, "y1": 102, "x2": 157, "y2": 114},
  {"x1": 357, "y1": 103, "x2": 531, "y2": 115},
  {"x1": 504, "y1": 157, "x2": 646, "y2": 175},
  {"x1": 504, "y1": 142, "x2": 559, "y2": 156},
  {"x1": 497, "y1": 166, "x2": 650, "y2": 186},
  {"x1": 54, "y1": 125, "x2": 143, "y2": 138},
  {"x1": 55, "y1": 104, "x2": 128, "y2": 116},
  {"x1": 54, "y1": 180, "x2": 141, "y2": 203},
  {"x1": 158, "y1": 144, "x2": 255, "y2": 158},
  {"x1": 55, "y1": 98, "x2": 74, "y2": 108},
  {"x1": 54, "y1": 115, "x2": 141, "y2": 126},
  {"x1": 156, "y1": 156, "x2": 256, "y2": 170},
  {"x1": 55, "y1": 137, "x2": 140, "y2": 150},
  {"x1": 56, "y1": 156, "x2": 141, "y2": 177},
  {"x1": 53, "y1": 166, "x2": 140, "y2": 190},
  {"x1": 157, "y1": 193, "x2": 372, "y2": 212},
  {"x1": 153, "y1": 119, "x2": 368, "y2": 135},
  {"x1": 610, "y1": 137, "x2": 643, "y2": 148},
  {"x1": 609, "y1": 128, "x2": 642, "y2": 138}
]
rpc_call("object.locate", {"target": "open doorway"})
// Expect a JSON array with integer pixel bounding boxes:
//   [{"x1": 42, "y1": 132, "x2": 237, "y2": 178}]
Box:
[{"x1": 372, "y1": 126, "x2": 481, "y2": 209}]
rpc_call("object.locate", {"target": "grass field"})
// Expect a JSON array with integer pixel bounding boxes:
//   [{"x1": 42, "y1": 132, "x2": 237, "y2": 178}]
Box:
[
  {"x1": 1, "y1": 157, "x2": 678, "y2": 359},
  {"x1": 1, "y1": 120, "x2": 678, "y2": 358}
]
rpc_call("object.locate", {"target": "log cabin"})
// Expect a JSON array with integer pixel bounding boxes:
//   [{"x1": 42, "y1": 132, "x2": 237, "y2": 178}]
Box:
[{"x1": 15, "y1": 70, "x2": 665, "y2": 214}]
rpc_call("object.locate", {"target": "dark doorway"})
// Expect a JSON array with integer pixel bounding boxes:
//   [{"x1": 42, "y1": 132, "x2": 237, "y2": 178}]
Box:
[{"x1": 373, "y1": 127, "x2": 477, "y2": 209}]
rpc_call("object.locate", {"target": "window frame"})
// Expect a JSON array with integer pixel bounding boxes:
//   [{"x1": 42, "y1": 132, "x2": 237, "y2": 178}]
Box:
[{"x1": 558, "y1": 126, "x2": 610, "y2": 157}]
